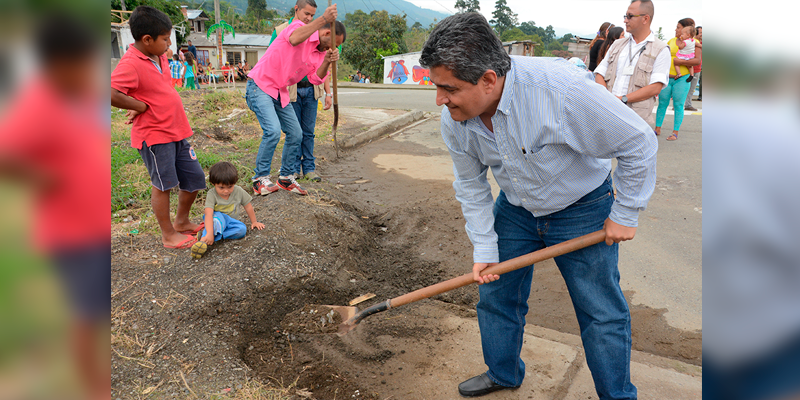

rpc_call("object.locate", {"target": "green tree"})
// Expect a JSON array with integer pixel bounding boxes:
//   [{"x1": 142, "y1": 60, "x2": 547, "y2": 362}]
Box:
[
  {"x1": 500, "y1": 27, "x2": 528, "y2": 42},
  {"x1": 342, "y1": 10, "x2": 409, "y2": 82},
  {"x1": 547, "y1": 40, "x2": 563, "y2": 51},
  {"x1": 559, "y1": 33, "x2": 574, "y2": 43},
  {"x1": 518, "y1": 21, "x2": 537, "y2": 36},
  {"x1": 490, "y1": 0, "x2": 517, "y2": 36},
  {"x1": 405, "y1": 22, "x2": 431, "y2": 52},
  {"x1": 112, "y1": 0, "x2": 191, "y2": 44},
  {"x1": 656, "y1": 27, "x2": 665, "y2": 40},
  {"x1": 454, "y1": 0, "x2": 480, "y2": 13},
  {"x1": 543, "y1": 25, "x2": 556, "y2": 43},
  {"x1": 246, "y1": 0, "x2": 267, "y2": 20}
]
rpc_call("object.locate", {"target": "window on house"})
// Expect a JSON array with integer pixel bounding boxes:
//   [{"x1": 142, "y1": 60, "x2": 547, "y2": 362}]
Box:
[
  {"x1": 226, "y1": 51, "x2": 242, "y2": 66},
  {"x1": 196, "y1": 50, "x2": 209, "y2": 67}
]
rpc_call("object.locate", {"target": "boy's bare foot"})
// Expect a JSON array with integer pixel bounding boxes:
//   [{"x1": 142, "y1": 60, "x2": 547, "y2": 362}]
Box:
[
  {"x1": 162, "y1": 231, "x2": 197, "y2": 249},
  {"x1": 174, "y1": 221, "x2": 203, "y2": 235}
]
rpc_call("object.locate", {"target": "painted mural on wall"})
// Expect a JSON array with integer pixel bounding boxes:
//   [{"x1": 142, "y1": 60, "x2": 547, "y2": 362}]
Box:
[{"x1": 383, "y1": 53, "x2": 432, "y2": 85}]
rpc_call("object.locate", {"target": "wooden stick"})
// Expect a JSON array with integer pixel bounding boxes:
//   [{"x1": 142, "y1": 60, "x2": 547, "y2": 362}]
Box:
[{"x1": 329, "y1": 0, "x2": 339, "y2": 158}]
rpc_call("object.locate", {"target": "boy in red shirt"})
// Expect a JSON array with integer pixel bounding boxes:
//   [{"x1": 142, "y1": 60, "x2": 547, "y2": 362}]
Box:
[{"x1": 111, "y1": 6, "x2": 205, "y2": 249}]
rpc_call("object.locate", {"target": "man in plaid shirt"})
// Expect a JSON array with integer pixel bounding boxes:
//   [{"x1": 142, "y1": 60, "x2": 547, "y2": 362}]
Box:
[{"x1": 169, "y1": 54, "x2": 184, "y2": 88}]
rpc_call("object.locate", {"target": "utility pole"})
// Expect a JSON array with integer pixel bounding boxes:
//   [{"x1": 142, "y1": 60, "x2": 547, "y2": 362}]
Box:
[{"x1": 215, "y1": 0, "x2": 222, "y2": 69}]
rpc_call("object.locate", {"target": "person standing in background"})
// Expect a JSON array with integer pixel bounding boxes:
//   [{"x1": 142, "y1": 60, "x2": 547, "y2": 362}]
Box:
[
  {"x1": 685, "y1": 26, "x2": 701, "y2": 110},
  {"x1": 594, "y1": 0, "x2": 670, "y2": 128},
  {"x1": 588, "y1": 22, "x2": 612, "y2": 71},
  {"x1": 187, "y1": 39, "x2": 197, "y2": 60},
  {"x1": 268, "y1": 0, "x2": 333, "y2": 183},
  {"x1": 654, "y1": 17, "x2": 702, "y2": 140}
]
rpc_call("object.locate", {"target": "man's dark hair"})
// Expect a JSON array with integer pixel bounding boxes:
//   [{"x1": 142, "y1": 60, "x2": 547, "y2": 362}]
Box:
[
  {"x1": 35, "y1": 14, "x2": 97, "y2": 65},
  {"x1": 129, "y1": 6, "x2": 173, "y2": 41},
  {"x1": 419, "y1": 12, "x2": 510, "y2": 85},
  {"x1": 173, "y1": 54, "x2": 179, "y2": 61},
  {"x1": 296, "y1": 0, "x2": 317, "y2": 9},
  {"x1": 322, "y1": 21, "x2": 346, "y2": 42},
  {"x1": 209, "y1": 162, "x2": 239, "y2": 185}
]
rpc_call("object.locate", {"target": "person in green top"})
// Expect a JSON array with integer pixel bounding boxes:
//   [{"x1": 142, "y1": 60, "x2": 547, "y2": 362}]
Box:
[{"x1": 268, "y1": 0, "x2": 333, "y2": 182}]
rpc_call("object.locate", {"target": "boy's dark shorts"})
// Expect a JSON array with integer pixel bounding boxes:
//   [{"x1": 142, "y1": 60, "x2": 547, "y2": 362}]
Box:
[
  {"x1": 138, "y1": 139, "x2": 206, "y2": 192},
  {"x1": 53, "y1": 242, "x2": 111, "y2": 321}
]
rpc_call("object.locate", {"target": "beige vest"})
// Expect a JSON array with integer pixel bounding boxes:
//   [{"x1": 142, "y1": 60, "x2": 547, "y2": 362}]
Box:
[
  {"x1": 273, "y1": 21, "x2": 326, "y2": 103},
  {"x1": 602, "y1": 37, "x2": 666, "y2": 124}
]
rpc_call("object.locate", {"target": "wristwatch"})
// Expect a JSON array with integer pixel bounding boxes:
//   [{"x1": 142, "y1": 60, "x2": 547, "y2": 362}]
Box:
[
  {"x1": 621, "y1": 95, "x2": 628, "y2": 105},
  {"x1": 326, "y1": 93, "x2": 332, "y2": 97}
]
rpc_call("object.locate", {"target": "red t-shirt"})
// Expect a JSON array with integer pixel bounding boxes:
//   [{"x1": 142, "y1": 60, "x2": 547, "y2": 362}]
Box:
[
  {"x1": 0, "y1": 78, "x2": 110, "y2": 252},
  {"x1": 111, "y1": 45, "x2": 192, "y2": 149}
]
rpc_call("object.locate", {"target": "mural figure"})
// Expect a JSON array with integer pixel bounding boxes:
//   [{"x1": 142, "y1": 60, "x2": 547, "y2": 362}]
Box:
[
  {"x1": 412, "y1": 65, "x2": 432, "y2": 85},
  {"x1": 388, "y1": 60, "x2": 409, "y2": 84}
]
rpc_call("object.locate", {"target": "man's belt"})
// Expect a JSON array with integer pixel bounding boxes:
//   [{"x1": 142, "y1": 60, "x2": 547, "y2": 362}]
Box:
[{"x1": 296, "y1": 80, "x2": 313, "y2": 88}]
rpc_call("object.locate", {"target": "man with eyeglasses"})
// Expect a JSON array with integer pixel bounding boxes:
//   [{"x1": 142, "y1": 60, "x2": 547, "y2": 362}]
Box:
[{"x1": 594, "y1": 0, "x2": 670, "y2": 128}]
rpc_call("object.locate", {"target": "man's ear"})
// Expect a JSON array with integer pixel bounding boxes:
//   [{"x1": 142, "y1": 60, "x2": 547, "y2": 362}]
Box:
[
  {"x1": 141, "y1": 34, "x2": 153, "y2": 45},
  {"x1": 481, "y1": 70, "x2": 498, "y2": 93}
]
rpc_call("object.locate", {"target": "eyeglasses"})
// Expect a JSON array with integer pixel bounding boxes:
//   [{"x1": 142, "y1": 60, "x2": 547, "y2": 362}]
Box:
[{"x1": 623, "y1": 13, "x2": 647, "y2": 20}]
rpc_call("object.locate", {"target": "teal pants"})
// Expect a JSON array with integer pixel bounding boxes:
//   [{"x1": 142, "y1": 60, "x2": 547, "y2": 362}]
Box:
[{"x1": 656, "y1": 76, "x2": 692, "y2": 132}]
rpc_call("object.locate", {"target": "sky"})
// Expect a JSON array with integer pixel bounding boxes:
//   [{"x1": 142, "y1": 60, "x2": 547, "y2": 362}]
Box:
[{"x1": 404, "y1": 0, "x2": 703, "y2": 38}]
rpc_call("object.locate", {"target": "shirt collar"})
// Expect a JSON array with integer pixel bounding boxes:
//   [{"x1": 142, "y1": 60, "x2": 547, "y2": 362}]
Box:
[
  {"x1": 496, "y1": 59, "x2": 516, "y2": 116},
  {"x1": 127, "y1": 44, "x2": 166, "y2": 66},
  {"x1": 629, "y1": 31, "x2": 656, "y2": 46}
]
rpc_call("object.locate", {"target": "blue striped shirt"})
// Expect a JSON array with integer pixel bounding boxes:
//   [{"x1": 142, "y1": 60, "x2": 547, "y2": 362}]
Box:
[
  {"x1": 441, "y1": 56, "x2": 658, "y2": 263},
  {"x1": 169, "y1": 60, "x2": 183, "y2": 79}
]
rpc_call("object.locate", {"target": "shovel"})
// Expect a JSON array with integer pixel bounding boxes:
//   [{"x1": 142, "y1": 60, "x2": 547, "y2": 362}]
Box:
[{"x1": 330, "y1": 229, "x2": 607, "y2": 336}]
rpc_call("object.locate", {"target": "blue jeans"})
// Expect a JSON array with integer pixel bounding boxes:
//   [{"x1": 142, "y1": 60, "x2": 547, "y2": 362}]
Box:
[
  {"x1": 245, "y1": 80, "x2": 302, "y2": 178},
  {"x1": 203, "y1": 211, "x2": 247, "y2": 242},
  {"x1": 478, "y1": 176, "x2": 636, "y2": 399},
  {"x1": 655, "y1": 76, "x2": 692, "y2": 132},
  {"x1": 291, "y1": 86, "x2": 318, "y2": 176}
]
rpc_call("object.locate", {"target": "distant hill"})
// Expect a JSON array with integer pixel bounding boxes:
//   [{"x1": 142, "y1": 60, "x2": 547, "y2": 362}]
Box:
[{"x1": 213, "y1": 0, "x2": 451, "y2": 28}]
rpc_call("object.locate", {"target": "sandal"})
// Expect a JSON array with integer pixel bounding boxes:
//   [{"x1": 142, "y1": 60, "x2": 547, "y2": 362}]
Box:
[
  {"x1": 164, "y1": 234, "x2": 197, "y2": 249},
  {"x1": 666, "y1": 133, "x2": 679, "y2": 141}
]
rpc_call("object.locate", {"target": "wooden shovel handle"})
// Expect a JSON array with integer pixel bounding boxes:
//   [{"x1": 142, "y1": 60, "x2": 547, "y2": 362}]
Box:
[{"x1": 389, "y1": 230, "x2": 606, "y2": 309}]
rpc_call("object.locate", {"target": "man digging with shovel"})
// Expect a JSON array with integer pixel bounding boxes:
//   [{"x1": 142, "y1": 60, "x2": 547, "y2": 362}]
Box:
[{"x1": 419, "y1": 13, "x2": 657, "y2": 399}]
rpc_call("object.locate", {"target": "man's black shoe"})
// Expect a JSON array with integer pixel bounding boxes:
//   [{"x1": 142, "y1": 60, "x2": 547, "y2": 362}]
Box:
[{"x1": 458, "y1": 373, "x2": 519, "y2": 397}]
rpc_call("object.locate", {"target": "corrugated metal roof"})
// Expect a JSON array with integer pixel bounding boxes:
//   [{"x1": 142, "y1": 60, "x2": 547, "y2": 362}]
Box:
[
  {"x1": 222, "y1": 33, "x2": 271, "y2": 47},
  {"x1": 186, "y1": 10, "x2": 208, "y2": 20},
  {"x1": 186, "y1": 32, "x2": 214, "y2": 47}
]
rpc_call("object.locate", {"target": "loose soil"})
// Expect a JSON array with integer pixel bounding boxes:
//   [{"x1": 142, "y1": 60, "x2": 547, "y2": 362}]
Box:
[{"x1": 111, "y1": 88, "x2": 701, "y2": 399}]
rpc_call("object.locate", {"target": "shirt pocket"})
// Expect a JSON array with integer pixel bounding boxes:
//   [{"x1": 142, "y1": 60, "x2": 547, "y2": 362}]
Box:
[
  {"x1": 522, "y1": 142, "x2": 572, "y2": 185},
  {"x1": 634, "y1": 61, "x2": 654, "y2": 87}
]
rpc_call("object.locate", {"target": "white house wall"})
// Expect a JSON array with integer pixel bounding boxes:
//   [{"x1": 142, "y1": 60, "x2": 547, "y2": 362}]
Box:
[
  {"x1": 116, "y1": 26, "x2": 178, "y2": 58},
  {"x1": 382, "y1": 53, "x2": 433, "y2": 86}
]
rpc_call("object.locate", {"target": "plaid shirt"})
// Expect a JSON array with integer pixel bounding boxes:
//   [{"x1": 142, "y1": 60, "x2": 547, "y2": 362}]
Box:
[{"x1": 169, "y1": 60, "x2": 183, "y2": 79}]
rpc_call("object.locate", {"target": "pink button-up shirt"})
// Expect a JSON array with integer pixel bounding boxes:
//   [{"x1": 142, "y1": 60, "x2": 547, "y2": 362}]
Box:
[{"x1": 248, "y1": 20, "x2": 329, "y2": 108}]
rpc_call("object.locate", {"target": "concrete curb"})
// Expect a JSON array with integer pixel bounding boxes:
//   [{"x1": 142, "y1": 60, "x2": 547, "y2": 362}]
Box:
[
  {"x1": 340, "y1": 110, "x2": 426, "y2": 149},
  {"x1": 337, "y1": 82, "x2": 436, "y2": 90}
]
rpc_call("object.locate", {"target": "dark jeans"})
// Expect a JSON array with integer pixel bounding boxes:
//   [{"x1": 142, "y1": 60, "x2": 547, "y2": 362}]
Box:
[
  {"x1": 291, "y1": 86, "x2": 318, "y2": 176},
  {"x1": 478, "y1": 176, "x2": 636, "y2": 399}
]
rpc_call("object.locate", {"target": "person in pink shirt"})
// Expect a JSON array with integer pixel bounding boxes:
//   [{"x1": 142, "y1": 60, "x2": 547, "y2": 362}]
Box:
[{"x1": 246, "y1": 1, "x2": 345, "y2": 196}]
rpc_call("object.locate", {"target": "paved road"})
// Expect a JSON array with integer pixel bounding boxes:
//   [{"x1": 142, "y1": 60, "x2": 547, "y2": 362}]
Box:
[
  {"x1": 338, "y1": 87, "x2": 441, "y2": 112},
  {"x1": 341, "y1": 85, "x2": 703, "y2": 332}
]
